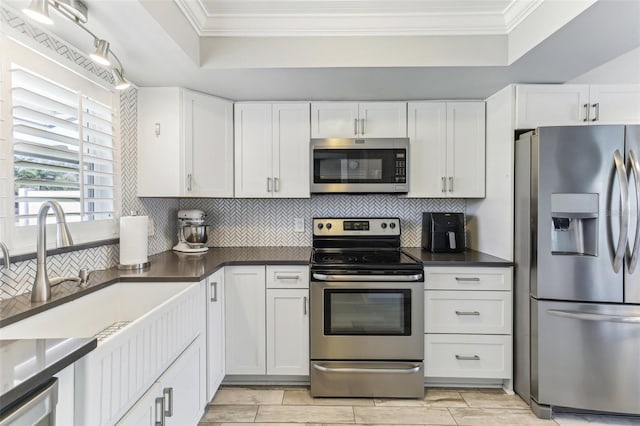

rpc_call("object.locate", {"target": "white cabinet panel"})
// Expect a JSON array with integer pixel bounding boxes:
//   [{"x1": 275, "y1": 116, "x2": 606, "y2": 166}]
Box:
[
  {"x1": 184, "y1": 91, "x2": 234, "y2": 197},
  {"x1": 266, "y1": 289, "x2": 309, "y2": 375},
  {"x1": 406, "y1": 101, "x2": 484, "y2": 198},
  {"x1": 358, "y1": 102, "x2": 407, "y2": 137},
  {"x1": 273, "y1": 104, "x2": 311, "y2": 198},
  {"x1": 425, "y1": 267, "x2": 512, "y2": 291},
  {"x1": 224, "y1": 266, "x2": 267, "y2": 374},
  {"x1": 515, "y1": 85, "x2": 590, "y2": 128},
  {"x1": 206, "y1": 269, "x2": 225, "y2": 401},
  {"x1": 589, "y1": 85, "x2": 640, "y2": 125},
  {"x1": 447, "y1": 102, "x2": 485, "y2": 198},
  {"x1": 235, "y1": 103, "x2": 310, "y2": 198},
  {"x1": 425, "y1": 290, "x2": 512, "y2": 334},
  {"x1": 311, "y1": 102, "x2": 359, "y2": 138},
  {"x1": 515, "y1": 84, "x2": 640, "y2": 128},
  {"x1": 117, "y1": 383, "x2": 161, "y2": 426},
  {"x1": 425, "y1": 334, "x2": 511, "y2": 379},
  {"x1": 266, "y1": 265, "x2": 309, "y2": 289},
  {"x1": 311, "y1": 102, "x2": 406, "y2": 138},
  {"x1": 407, "y1": 102, "x2": 447, "y2": 197},
  {"x1": 137, "y1": 88, "x2": 233, "y2": 197}
]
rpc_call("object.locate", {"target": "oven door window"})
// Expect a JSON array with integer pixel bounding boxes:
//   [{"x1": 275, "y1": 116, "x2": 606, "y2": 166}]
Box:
[
  {"x1": 313, "y1": 149, "x2": 405, "y2": 184},
  {"x1": 324, "y1": 289, "x2": 411, "y2": 336}
]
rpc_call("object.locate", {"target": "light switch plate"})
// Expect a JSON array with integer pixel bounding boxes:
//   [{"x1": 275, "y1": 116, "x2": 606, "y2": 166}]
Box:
[{"x1": 294, "y1": 218, "x2": 304, "y2": 233}]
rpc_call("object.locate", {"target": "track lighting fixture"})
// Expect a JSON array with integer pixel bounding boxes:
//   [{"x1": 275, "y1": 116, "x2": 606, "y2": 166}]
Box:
[
  {"x1": 22, "y1": 0, "x2": 130, "y2": 90},
  {"x1": 22, "y1": 0, "x2": 53, "y2": 25},
  {"x1": 90, "y1": 39, "x2": 111, "y2": 66}
]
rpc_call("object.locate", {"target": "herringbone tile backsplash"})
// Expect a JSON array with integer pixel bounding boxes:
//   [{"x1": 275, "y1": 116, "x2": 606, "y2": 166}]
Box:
[{"x1": 181, "y1": 196, "x2": 465, "y2": 248}]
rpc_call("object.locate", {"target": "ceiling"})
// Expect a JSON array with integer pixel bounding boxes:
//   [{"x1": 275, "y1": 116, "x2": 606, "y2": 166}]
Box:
[{"x1": 4, "y1": 0, "x2": 640, "y2": 100}]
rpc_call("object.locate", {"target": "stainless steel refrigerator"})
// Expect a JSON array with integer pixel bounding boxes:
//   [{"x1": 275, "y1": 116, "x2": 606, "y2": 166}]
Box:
[{"x1": 514, "y1": 125, "x2": 640, "y2": 419}]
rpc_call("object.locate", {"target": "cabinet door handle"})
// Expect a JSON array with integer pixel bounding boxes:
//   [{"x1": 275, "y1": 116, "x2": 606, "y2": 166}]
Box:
[
  {"x1": 360, "y1": 118, "x2": 365, "y2": 135},
  {"x1": 267, "y1": 177, "x2": 272, "y2": 192},
  {"x1": 187, "y1": 174, "x2": 192, "y2": 191},
  {"x1": 154, "y1": 122, "x2": 161, "y2": 136},
  {"x1": 303, "y1": 296, "x2": 307, "y2": 315},
  {"x1": 455, "y1": 277, "x2": 480, "y2": 282},
  {"x1": 210, "y1": 281, "x2": 217, "y2": 302},
  {"x1": 354, "y1": 118, "x2": 358, "y2": 135},
  {"x1": 455, "y1": 355, "x2": 480, "y2": 361},
  {"x1": 155, "y1": 396, "x2": 165, "y2": 426},
  {"x1": 455, "y1": 310, "x2": 480, "y2": 316},
  {"x1": 274, "y1": 177, "x2": 280, "y2": 192},
  {"x1": 163, "y1": 387, "x2": 173, "y2": 417},
  {"x1": 583, "y1": 103, "x2": 589, "y2": 122},
  {"x1": 276, "y1": 275, "x2": 300, "y2": 280},
  {"x1": 441, "y1": 177, "x2": 446, "y2": 193},
  {"x1": 591, "y1": 103, "x2": 600, "y2": 122},
  {"x1": 448, "y1": 176, "x2": 453, "y2": 192}
]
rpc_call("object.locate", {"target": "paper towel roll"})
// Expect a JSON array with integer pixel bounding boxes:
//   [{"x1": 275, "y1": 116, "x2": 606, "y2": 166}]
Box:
[{"x1": 119, "y1": 215, "x2": 149, "y2": 266}]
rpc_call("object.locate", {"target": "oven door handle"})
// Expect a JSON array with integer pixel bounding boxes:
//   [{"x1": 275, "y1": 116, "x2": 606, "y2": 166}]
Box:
[
  {"x1": 312, "y1": 363, "x2": 423, "y2": 375},
  {"x1": 312, "y1": 273, "x2": 423, "y2": 282}
]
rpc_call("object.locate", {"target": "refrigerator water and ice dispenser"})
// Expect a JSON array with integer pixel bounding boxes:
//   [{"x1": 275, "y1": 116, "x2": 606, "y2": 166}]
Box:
[{"x1": 550, "y1": 193, "x2": 598, "y2": 256}]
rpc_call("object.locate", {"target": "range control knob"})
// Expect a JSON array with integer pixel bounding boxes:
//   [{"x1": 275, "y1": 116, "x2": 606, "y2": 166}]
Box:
[
  {"x1": 317, "y1": 223, "x2": 324, "y2": 230},
  {"x1": 326, "y1": 223, "x2": 332, "y2": 230},
  {"x1": 381, "y1": 223, "x2": 387, "y2": 229},
  {"x1": 390, "y1": 222, "x2": 396, "y2": 229}
]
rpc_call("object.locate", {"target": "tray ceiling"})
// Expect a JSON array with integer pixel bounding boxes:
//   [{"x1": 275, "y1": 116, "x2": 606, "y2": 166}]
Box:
[{"x1": 176, "y1": 0, "x2": 544, "y2": 36}]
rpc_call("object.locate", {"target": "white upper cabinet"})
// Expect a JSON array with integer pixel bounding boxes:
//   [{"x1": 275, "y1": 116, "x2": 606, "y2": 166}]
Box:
[
  {"x1": 515, "y1": 84, "x2": 640, "y2": 128},
  {"x1": 407, "y1": 101, "x2": 485, "y2": 198},
  {"x1": 311, "y1": 102, "x2": 407, "y2": 138},
  {"x1": 137, "y1": 87, "x2": 233, "y2": 197},
  {"x1": 235, "y1": 103, "x2": 310, "y2": 198}
]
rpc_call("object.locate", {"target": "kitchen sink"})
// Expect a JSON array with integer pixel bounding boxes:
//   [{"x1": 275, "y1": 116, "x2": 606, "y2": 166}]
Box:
[{"x1": 0, "y1": 282, "x2": 194, "y2": 339}]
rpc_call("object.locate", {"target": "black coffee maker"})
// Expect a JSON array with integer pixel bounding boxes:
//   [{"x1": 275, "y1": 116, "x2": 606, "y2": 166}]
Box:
[{"x1": 422, "y1": 212, "x2": 465, "y2": 253}]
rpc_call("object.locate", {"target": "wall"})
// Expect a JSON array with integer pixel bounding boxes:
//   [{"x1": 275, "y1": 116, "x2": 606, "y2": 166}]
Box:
[
  {"x1": 181, "y1": 196, "x2": 464, "y2": 248},
  {"x1": 0, "y1": 6, "x2": 177, "y2": 300},
  {"x1": 568, "y1": 47, "x2": 640, "y2": 84}
]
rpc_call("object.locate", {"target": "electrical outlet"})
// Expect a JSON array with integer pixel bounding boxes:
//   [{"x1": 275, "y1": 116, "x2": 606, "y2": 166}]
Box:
[{"x1": 294, "y1": 218, "x2": 304, "y2": 233}]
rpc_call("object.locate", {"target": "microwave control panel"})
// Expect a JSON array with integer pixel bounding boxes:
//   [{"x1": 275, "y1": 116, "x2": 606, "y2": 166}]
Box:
[{"x1": 395, "y1": 151, "x2": 406, "y2": 183}]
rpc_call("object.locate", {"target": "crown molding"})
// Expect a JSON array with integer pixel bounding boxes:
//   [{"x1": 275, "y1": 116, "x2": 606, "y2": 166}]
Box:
[{"x1": 175, "y1": 0, "x2": 546, "y2": 37}]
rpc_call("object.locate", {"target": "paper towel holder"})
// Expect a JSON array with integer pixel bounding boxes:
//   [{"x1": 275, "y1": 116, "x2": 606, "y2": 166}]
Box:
[{"x1": 117, "y1": 261, "x2": 150, "y2": 271}]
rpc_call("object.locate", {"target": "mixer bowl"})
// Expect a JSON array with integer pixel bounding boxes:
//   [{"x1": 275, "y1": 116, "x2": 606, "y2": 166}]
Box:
[{"x1": 180, "y1": 225, "x2": 209, "y2": 247}]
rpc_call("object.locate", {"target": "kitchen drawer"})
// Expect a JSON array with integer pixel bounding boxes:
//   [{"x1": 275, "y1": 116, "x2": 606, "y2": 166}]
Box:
[
  {"x1": 424, "y1": 267, "x2": 512, "y2": 291},
  {"x1": 424, "y1": 290, "x2": 512, "y2": 334},
  {"x1": 266, "y1": 265, "x2": 309, "y2": 289},
  {"x1": 425, "y1": 334, "x2": 511, "y2": 379}
]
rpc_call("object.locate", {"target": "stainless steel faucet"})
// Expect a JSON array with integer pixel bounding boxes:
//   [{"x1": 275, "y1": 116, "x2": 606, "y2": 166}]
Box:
[
  {"x1": 31, "y1": 200, "x2": 74, "y2": 303},
  {"x1": 0, "y1": 241, "x2": 10, "y2": 271}
]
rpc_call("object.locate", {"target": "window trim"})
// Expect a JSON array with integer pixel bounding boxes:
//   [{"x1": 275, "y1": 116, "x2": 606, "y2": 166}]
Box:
[{"x1": 1, "y1": 36, "x2": 121, "y2": 256}]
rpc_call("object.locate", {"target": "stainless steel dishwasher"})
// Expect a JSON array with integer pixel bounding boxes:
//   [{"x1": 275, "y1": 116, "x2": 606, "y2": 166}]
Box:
[{"x1": 0, "y1": 379, "x2": 58, "y2": 426}]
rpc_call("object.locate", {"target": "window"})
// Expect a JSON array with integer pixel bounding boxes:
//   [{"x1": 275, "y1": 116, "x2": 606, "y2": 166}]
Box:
[{"x1": 11, "y1": 66, "x2": 115, "y2": 226}]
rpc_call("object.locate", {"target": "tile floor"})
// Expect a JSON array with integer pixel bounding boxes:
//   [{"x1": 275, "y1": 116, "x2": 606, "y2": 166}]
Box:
[{"x1": 199, "y1": 387, "x2": 640, "y2": 426}]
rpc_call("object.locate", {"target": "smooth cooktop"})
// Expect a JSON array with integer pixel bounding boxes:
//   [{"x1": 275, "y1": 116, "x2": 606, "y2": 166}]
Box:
[{"x1": 311, "y1": 248, "x2": 423, "y2": 269}]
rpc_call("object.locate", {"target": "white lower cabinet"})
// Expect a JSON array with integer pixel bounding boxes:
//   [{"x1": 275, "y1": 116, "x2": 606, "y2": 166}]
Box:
[
  {"x1": 424, "y1": 266, "x2": 513, "y2": 391},
  {"x1": 206, "y1": 269, "x2": 225, "y2": 401},
  {"x1": 266, "y1": 288, "x2": 309, "y2": 375},
  {"x1": 118, "y1": 336, "x2": 206, "y2": 425},
  {"x1": 225, "y1": 265, "x2": 309, "y2": 377}
]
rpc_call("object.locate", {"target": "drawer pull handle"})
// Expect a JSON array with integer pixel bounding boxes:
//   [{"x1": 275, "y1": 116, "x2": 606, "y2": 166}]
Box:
[
  {"x1": 455, "y1": 310, "x2": 480, "y2": 316},
  {"x1": 455, "y1": 355, "x2": 480, "y2": 361},
  {"x1": 455, "y1": 277, "x2": 480, "y2": 282},
  {"x1": 276, "y1": 275, "x2": 300, "y2": 280}
]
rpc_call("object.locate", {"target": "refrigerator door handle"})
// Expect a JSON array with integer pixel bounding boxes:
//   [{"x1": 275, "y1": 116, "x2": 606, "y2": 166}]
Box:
[
  {"x1": 627, "y1": 149, "x2": 640, "y2": 273},
  {"x1": 547, "y1": 309, "x2": 640, "y2": 324},
  {"x1": 613, "y1": 149, "x2": 630, "y2": 273}
]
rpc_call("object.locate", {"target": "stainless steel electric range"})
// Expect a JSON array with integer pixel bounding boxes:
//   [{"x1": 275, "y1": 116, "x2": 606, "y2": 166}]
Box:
[{"x1": 309, "y1": 217, "x2": 425, "y2": 398}]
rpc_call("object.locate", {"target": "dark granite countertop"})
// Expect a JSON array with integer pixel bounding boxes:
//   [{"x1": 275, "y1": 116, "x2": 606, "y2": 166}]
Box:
[
  {"x1": 0, "y1": 338, "x2": 97, "y2": 414},
  {"x1": 405, "y1": 248, "x2": 513, "y2": 267}
]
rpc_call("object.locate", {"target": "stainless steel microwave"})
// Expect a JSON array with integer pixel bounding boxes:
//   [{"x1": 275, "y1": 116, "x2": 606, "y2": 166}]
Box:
[{"x1": 310, "y1": 138, "x2": 409, "y2": 193}]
